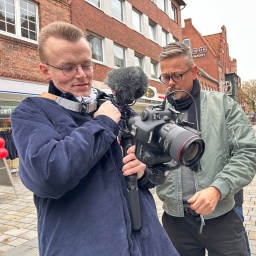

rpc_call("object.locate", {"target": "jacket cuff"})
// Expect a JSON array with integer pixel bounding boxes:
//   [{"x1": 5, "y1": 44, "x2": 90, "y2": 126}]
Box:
[
  {"x1": 138, "y1": 168, "x2": 155, "y2": 189},
  {"x1": 211, "y1": 178, "x2": 231, "y2": 199}
]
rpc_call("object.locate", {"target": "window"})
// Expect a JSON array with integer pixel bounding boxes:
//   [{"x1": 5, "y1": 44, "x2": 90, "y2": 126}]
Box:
[
  {"x1": 86, "y1": 0, "x2": 101, "y2": 8},
  {"x1": 162, "y1": 29, "x2": 168, "y2": 46},
  {"x1": 0, "y1": 0, "x2": 38, "y2": 41},
  {"x1": 160, "y1": 0, "x2": 167, "y2": 13},
  {"x1": 111, "y1": 0, "x2": 123, "y2": 22},
  {"x1": 151, "y1": 60, "x2": 158, "y2": 79},
  {"x1": 171, "y1": 4, "x2": 177, "y2": 23},
  {"x1": 132, "y1": 8, "x2": 142, "y2": 33},
  {"x1": 114, "y1": 44, "x2": 125, "y2": 67},
  {"x1": 134, "y1": 53, "x2": 143, "y2": 69},
  {"x1": 149, "y1": 20, "x2": 156, "y2": 41},
  {"x1": 87, "y1": 32, "x2": 103, "y2": 62},
  {"x1": 183, "y1": 39, "x2": 190, "y2": 48}
]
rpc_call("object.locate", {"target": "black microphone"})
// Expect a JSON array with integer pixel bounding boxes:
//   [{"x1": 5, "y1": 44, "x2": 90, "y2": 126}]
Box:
[
  {"x1": 104, "y1": 66, "x2": 148, "y2": 105},
  {"x1": 104, "y1": 66, "x2": 148, "y2": 230}
]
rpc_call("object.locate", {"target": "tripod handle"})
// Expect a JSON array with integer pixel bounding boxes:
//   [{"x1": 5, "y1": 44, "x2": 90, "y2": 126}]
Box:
[{"x1": 127, "y1": 179, "x2": 141, "y2": 230}]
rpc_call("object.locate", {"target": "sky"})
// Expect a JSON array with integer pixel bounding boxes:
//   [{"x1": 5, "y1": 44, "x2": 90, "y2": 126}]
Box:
[{"x1": 181, "y1": 0, "x2": 255, "y2": 82}]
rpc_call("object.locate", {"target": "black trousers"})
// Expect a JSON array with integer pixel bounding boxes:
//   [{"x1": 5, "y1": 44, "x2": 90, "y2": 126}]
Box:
[{"x1": 162, "y1": 209, "x2": 247, "y2": 256}]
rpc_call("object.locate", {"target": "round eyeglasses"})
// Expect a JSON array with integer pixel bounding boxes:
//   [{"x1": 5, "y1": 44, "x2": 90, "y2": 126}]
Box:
[
  {"x1": 159, "y1": 67, "x2": 192, "y2": 84},
  {"x1": 45, "y1": 62, "x2": 95, "y2": 77}
]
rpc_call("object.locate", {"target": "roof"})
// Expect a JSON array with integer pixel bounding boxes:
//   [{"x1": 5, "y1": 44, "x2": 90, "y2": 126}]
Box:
[{"x1": 176, "y1": 0, "x2": 186, "y2": 8}]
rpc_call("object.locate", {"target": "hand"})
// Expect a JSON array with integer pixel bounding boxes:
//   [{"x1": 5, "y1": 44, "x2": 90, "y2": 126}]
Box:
[
  {"x1": 94, "y1": 101, "x2": 121, "y2": 123},
  {"x1": 187, "y1": 186, "x2": 221, "y2": 216},
  {"x1": 122, "y1": 145, "x2": 146, "y2": 179}
]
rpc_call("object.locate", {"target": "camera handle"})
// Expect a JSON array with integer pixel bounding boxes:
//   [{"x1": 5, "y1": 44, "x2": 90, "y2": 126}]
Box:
[{"x1": 119, "y1": 121, "x2": 142, "y2": 231}]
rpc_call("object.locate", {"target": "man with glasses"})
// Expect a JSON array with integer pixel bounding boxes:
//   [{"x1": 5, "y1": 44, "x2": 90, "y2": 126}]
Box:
[
  {"x1": 10, "y1": 22, "x2": 179, "y2": 256},
  {"x1": 156, "y1": 42, "x2": 256, "y2": 255}
]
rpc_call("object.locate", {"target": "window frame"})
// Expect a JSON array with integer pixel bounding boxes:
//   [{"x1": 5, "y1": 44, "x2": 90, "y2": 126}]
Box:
[
  {"x1": 134, "y1": 53, "x2": 144, "y2": 69},
  {"x1": 111, "y1": 0, "x2": 124, "y2": 22},
  {"x1": 183, "y1": 38, "x2": 190, "y2": 48},
  {"x1": 162, "y1": 29, "x2": 169, "y2": 47},
  {"x1": 87, "y1": 32, "x2": 104, "y2": 63},
  {"x1": 0, "y1": 0, "x2": 39, "y2": 43},
  {"x1": 171, "y1": 3, "x2": 178, "y2": 23},
  {"x1": 132, "y1": 8, "x2": 142, "y2": 33},
  {"x1": 160, "y1": 0, "x2": 168, "y2": 14},
  {"x1": 151, "y1": 60, "x2": 158, "y2": 79},
  {"x1": 149, "y1": 19, "x2": 156, "y2": 41},
  {"x1": 85, "y1": 0, "x2": 101, "y2": 8},
  {"x1": 114, "y1": 43, "x2": 126, "y2": 68}
]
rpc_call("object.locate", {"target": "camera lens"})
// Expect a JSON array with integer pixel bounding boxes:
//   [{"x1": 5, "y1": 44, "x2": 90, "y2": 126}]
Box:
[
  {"x1": 157, "y1": 123, "x2": 205, "y2": 167},
  {"x1": 184, "y1": 142, "x2": 199, "y2": 162}
]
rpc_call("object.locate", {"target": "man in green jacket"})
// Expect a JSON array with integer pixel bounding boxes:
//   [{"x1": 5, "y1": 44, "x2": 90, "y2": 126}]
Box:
[{"x1": 156, "y1": 42, "x2": 256, "y2": 256}]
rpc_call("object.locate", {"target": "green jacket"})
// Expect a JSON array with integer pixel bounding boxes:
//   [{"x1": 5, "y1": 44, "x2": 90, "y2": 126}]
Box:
[{"x1": 156, "y1": 90, "x2": 256, "y2": 219}]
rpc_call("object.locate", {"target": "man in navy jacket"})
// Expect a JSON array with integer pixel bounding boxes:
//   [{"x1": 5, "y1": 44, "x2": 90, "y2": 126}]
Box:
[{"x1": 11, "y1": 21, "x2": 179, "y2": 256}]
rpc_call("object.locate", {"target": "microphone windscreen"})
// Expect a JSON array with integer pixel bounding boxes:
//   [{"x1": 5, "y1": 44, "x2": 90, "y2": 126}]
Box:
[{"x1": 104, "y1": 66, "x2": 148, "y2": 101}]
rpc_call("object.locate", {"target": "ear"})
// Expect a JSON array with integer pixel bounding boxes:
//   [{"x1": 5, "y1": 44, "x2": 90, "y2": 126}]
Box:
[
  {"x1": 39, "y1": 63, "x2": 51, "y2": 81},
  {"x1": 192, "y1": 65, "x2": 198, "y2": 79}
]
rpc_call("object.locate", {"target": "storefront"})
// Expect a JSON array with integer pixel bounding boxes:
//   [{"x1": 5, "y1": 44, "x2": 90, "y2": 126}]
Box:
[{"x1": 0, "y1": 77, "x2": 48, "y2": 170}]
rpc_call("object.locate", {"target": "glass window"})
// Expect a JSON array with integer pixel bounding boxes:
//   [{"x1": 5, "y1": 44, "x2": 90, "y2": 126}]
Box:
[
  {"x1": 151, "y1": 60, "x2": 158, "y2": 79},
  {"x1": 160, "y1": 0, "x2": 167, "y2": 13},
  {"x1": 149, "y1": 20, "x2": 156, "y2": 41},
  {"x1": 111, "y1": 0, "x2": 123, "y2": 22},
  {"x1": 171, "y1": 3, "x2": 177, "y2": 23},
  {"x1": 0, "y1": 0, "x2": 38, "y2": 41},
  {"x1": 183, "y1": 38, "x2": 190, "y2": 48},
  {"x1": 132, "y1": 8, "x2": 141, "y2": 33},
  {"x1": 134, "y1": 53, "x2": 143, "y2": 69},
  {"x1": 114, "y1": 44, "x2": 125, "y2": 67},
  {"x1": 86, "y1": 0, "x2": 101, "y2": 8},
  {"x1": 87, "y1": 32, "x2": 103, "y2": 62},
  {"x1": 162, "y1": 29, "x2": 168, "y2": 46}
]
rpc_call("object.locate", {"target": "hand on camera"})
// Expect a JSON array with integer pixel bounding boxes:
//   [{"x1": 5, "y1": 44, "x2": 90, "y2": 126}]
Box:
[
  {"x1": 122, "y1": 145, "x2": 146, "y2": 179},
  {"x1": 94, "y1": 101, "x2": 121, "y2": 123}
]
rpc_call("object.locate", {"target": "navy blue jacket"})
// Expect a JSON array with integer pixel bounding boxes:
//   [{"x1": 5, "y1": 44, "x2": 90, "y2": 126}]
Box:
[{"x1": 10, "y1": 82, "x2": 179, "y2": 256}]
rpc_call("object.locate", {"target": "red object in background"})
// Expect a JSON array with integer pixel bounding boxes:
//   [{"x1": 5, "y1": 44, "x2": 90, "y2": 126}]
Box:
[
  {"x1": 0, "y1": 148, "x2": 8, "y2": 158},
  {"x1": 0, "y1": 138, "x2": 8, "y2": 158},
  {"x1": 0, "y1": 137, "x2": 5, "y2": 148}
]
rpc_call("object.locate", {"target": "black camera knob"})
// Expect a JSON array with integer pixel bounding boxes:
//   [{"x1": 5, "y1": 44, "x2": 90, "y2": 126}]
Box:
[
  {"x1": 141, "y1": 110, "x2": 149, "y2": 121},
  {"x1": 163, "y1": 115, "x2": 171, "y2": 122}
]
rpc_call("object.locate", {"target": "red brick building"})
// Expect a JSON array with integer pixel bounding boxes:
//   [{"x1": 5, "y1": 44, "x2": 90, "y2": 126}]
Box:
[
  {"x1": 0, "y1": 0, "x2": 241, "y2": 134},
  {"x1": 182, "y1": 18, "x2": 240, "y2": 101},
  {"x1": 71, "y1": 0, "x2": 186, "y2": 95},
  {"x1": 0, "y1": 0, "x2": 71, "y2": 120},
  {"x1": 0, "y1": 0, "x2": 186, "y2": 120}
]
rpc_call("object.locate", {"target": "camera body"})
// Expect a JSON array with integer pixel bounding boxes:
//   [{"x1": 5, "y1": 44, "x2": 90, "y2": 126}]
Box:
[{"x1": 128, "y1": 103, "x2": 205, "y2": 169}]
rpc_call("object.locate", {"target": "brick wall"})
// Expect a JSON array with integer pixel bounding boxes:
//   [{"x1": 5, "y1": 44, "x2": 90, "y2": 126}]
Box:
[{"x1": 0, "y1": 0, "x2": 71, "y2": 83}]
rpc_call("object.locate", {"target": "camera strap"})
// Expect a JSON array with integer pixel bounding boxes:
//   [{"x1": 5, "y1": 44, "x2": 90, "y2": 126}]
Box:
[{"x1": 40, "y1": 92, "x2": 98, "y2": 114}]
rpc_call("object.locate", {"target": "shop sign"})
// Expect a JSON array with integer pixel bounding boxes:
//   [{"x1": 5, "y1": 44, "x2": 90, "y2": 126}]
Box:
[
  {"x1": 192, "y1": 46, "x2": 207, "y2": 58},
  {"x1": 0, "y1": 107, "x2": 15, "y2": 115}
]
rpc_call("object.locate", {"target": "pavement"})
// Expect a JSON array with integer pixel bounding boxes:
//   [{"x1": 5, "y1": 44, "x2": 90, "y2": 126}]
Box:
[{"x1": 0, "y1": 171, "x2": 256, "y2": 255}]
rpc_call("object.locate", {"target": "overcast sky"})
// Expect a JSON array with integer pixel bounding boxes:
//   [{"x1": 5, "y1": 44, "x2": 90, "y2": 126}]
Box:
[{"x1": 181, "y1": 0, "x2": 255, "y2": 82}]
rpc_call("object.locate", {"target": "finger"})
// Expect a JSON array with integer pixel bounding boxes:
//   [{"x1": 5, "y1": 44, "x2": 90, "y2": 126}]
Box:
[{"x1": 127, "y1": 145, "x2": 136, "y2": 154}]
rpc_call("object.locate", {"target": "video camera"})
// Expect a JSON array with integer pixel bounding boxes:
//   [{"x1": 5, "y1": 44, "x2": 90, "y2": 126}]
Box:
[{"x1": 128, "y1": 101, "x2": 205, "y2": 185}]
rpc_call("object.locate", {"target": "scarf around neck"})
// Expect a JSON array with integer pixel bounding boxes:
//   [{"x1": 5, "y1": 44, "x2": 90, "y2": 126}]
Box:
[{"x1": 167, "y1": 79, "x2": 201, "y2": 131}]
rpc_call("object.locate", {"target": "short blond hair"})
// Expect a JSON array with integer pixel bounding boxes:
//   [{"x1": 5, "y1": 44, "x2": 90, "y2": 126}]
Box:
[
  {"x1": 159, "y1": 42, "x2": 194, "y2": 68},
  {"x1": 38, "y1": 21, "x2": 85, "y2": 63}
]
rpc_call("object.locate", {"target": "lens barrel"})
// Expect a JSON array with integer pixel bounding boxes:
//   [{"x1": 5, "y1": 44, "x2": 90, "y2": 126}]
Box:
[{"x1": 157, "y1": 123, "x2": 204, "y2": 167}]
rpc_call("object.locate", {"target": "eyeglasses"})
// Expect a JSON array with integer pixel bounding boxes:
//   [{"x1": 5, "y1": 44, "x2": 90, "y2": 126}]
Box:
[
  {"x1": 44, "y1": 62, "x2": 95, "y2": 77},
  {"x1": 159, "y1": 67, "x2": 192, "y2": 84}
]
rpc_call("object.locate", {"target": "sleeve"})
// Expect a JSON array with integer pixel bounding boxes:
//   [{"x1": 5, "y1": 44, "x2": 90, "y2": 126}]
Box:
[
  {"x1": 10, "y1": 98, "x2": 120, "y2": 198},
  {"x1": 211, "y1": 96, "x2": 256, "y2": 198}
]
